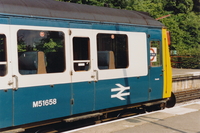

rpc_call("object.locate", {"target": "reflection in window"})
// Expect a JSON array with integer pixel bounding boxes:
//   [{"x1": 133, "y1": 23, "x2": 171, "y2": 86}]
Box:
[
  {"x1": 97, "y1": 34, "x2": 128, "y2": 69},
  {"x1": 73, "y1": 37, "x2": 90, "y2": 71},
  {"x1": 150, "y1": 41, "x2": 162, "y2": 67},
  {"x1": 0, "y1": 34, "x2": 7, "y2": 76},
  {"x1": 17, "y1": 30, "x2": 65, "y2": 74}
]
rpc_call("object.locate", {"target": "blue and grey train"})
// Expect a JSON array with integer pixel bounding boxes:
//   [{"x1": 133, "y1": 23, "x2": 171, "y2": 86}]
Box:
[{"x1": 0, "y1": 0, "x2": 174, "y2": 131}]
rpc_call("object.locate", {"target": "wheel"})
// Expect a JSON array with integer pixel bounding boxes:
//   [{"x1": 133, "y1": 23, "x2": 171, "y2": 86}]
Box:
[{"x1": 166, "y1": 92, "x2": 176, "y2": 108}]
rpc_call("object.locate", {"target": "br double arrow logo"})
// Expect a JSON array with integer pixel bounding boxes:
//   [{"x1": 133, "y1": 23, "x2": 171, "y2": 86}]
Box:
[{"x1": 111, "y1": 84, "x2": 130, "y2": 100}]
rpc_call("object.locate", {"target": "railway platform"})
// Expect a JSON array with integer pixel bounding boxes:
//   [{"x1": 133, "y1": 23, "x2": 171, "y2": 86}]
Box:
[
  {"x1": 172, "y1": 68, "x2": 200, "y2": 92},
  {"x1": 68, "y1": 99, "x2": 200, "y2": 133},
  {"x1": 172, "y1": 68, "x2": 200, "y2": 77}
]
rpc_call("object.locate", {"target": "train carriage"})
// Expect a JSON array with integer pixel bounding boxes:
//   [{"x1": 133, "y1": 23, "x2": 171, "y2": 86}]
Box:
[{"x1": 0, "y1": 0, "x2": 173, "y2": 131}]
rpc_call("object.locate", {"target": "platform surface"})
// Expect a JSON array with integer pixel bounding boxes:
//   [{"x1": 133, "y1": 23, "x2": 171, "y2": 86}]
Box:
[
  {"x1": 67, "y1": 99, "x2": 200, "y2": 133},
  {"x1": 172, "y1": 68, "x2": 200, "y2": 77}
]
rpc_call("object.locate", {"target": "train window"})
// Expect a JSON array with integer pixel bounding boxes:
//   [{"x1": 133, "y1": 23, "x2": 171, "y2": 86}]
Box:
[
  {"x1": 17, "y1": 30, "x2": 65, "y2": 75},
  {"x1": 73, "y1": 37, "x2": 90, "y2": 71},
  {"x1": 150, "y1": 41, "x2": 162, "y2": 67},
  {"x1": 0, "y1": 34, "x2": 7, "y2": 76},
  {"x1": 97, "y1": 34, "x2": 128, "y2": 69}
]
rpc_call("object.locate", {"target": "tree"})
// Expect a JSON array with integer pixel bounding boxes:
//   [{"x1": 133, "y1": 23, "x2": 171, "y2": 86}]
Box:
[
  {"x1": 54, "y1": 0, "x2": 200, "y2": 68},
  {"x1": 165, "y1": 0, "x2": 194, "y2": 14}
]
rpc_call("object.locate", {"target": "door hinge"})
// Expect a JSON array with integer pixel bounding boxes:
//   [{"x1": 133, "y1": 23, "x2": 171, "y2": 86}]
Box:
[
  {"x1": 70, "y1": 99, "x2": 74, "y2": 105},
  {"x1": 70, "y1": 70, "x2": 73, "y2": 76},
  {"x1": 69, "y1": 29, "x2": 72, "y2": 35},
  {"x1": 148, "y1": 88, "x2": 152, "y2": 93},
  {"x1": 148, "y1": 65, "x2": 151, "y2": 69}
]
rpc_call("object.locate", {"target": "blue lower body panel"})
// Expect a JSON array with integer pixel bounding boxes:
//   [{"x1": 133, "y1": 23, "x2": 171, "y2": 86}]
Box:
[
  {"x1": 149, "y1": 67, "x2": 163, "y2": 100},
  {"x1": 72, "y1": 82, "x2": 95, "y2": 114},
  {"x1": 95, "y1": 76, "x2": 150, "y2": 110},
  {"x1": 0, "y1": 89, "x2": 13, "y2": 128},
  {"x1": 1, "y1": 75, "x2": 163, "y2": 128},
  {"x1": 13, "y1": 84, "x2": 71, "y2": 126}
]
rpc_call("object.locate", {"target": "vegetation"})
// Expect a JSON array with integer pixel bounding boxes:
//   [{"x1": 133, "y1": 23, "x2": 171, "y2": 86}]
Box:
[{"x1": 55, "y1": 0, "x2": 200, "y2": 68}]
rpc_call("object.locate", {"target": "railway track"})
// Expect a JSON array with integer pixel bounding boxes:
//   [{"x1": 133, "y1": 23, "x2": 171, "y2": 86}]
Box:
[{"x1": 174, "y1": 88, "x2": 200, "y2": 103}]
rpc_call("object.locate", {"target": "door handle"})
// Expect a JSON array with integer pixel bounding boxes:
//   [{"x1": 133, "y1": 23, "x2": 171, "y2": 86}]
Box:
[{"x1": 12, "y1": 75, "x2": 18, "y2": 90}]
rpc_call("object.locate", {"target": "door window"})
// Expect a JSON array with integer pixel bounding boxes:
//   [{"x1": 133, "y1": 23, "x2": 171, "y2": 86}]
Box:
[
  {"x1": 73, "y1": 37, "x2": 90, "y2": 71},
  {"x1": 150, "y1": 41, "x2": 162, "y2": 67},
  {"x1": 0, "y1": 34, "x2": 7, "y2": 76},
  {"x1": 17, "y1": 30, "x2": 65, "y2": 75}
]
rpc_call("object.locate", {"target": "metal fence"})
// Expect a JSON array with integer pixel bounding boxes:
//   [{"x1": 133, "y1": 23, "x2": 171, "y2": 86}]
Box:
[{"x1": 171, "y1": 56, "x2": 200, "y2": 69}]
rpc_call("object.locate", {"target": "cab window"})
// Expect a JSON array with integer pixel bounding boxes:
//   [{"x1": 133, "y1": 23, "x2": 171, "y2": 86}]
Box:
[{"x1": 150, "y1": 41, "x2": 162, "y2": 67}]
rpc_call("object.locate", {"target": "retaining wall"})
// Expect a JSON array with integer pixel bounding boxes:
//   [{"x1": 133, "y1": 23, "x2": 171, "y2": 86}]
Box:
[{"x1": 172, "y1": 74, "x2": 200, "y2": 92}]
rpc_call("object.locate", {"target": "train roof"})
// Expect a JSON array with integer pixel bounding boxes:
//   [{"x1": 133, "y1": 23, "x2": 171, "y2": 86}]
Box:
[{"x1": 0, "y1": 0, "x2": 164, "y2": 27}]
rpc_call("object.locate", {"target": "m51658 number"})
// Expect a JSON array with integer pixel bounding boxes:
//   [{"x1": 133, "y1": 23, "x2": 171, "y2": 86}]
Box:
[{"x1": 33, "y1": 98, "x2": 57, "y2": 108}]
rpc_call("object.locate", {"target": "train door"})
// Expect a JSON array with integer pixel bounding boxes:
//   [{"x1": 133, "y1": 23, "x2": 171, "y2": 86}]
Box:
[
  {"x1": 0, "y1": 25, "x2": 13, "y2": 128},
  {"x1": 69, "y1": 29, "x2": 96, "y2": 114},
  {"x1": 10, "y1": 26, "x2": 72, "y2": 126},
  {"x1": 148, "y1": 29, "x2": 163, "y2": 100},
  {"x1": 94, "y1": 33, "x2": 130, "y2": 110},
  {"x1": 94, "y1": 31, "x2": 148, "y2": 110}
]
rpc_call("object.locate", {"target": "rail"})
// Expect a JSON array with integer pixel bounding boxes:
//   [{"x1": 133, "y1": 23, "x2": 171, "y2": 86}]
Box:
[{"x1": 174, "y1": 88, "x2": 200, "y2": 103}]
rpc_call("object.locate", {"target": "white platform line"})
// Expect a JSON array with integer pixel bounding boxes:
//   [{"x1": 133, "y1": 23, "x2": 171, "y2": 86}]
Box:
[{"x1": 64, "y1": 99, "x2": 200, "y2": 133}]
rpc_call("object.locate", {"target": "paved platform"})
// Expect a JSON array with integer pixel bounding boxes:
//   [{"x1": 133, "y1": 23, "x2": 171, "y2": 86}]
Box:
[
  {"x1": 172, "y1": 68, "x2": 200, "y2": 77},
  {"x1": 67, "y1": 99, "x2": 200, "y2": 133}
]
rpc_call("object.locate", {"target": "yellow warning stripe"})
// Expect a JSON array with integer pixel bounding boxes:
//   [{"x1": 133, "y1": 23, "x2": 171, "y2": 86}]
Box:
[{"x1": 162, "y1": 28, "x2": 172, "y2": 98}]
